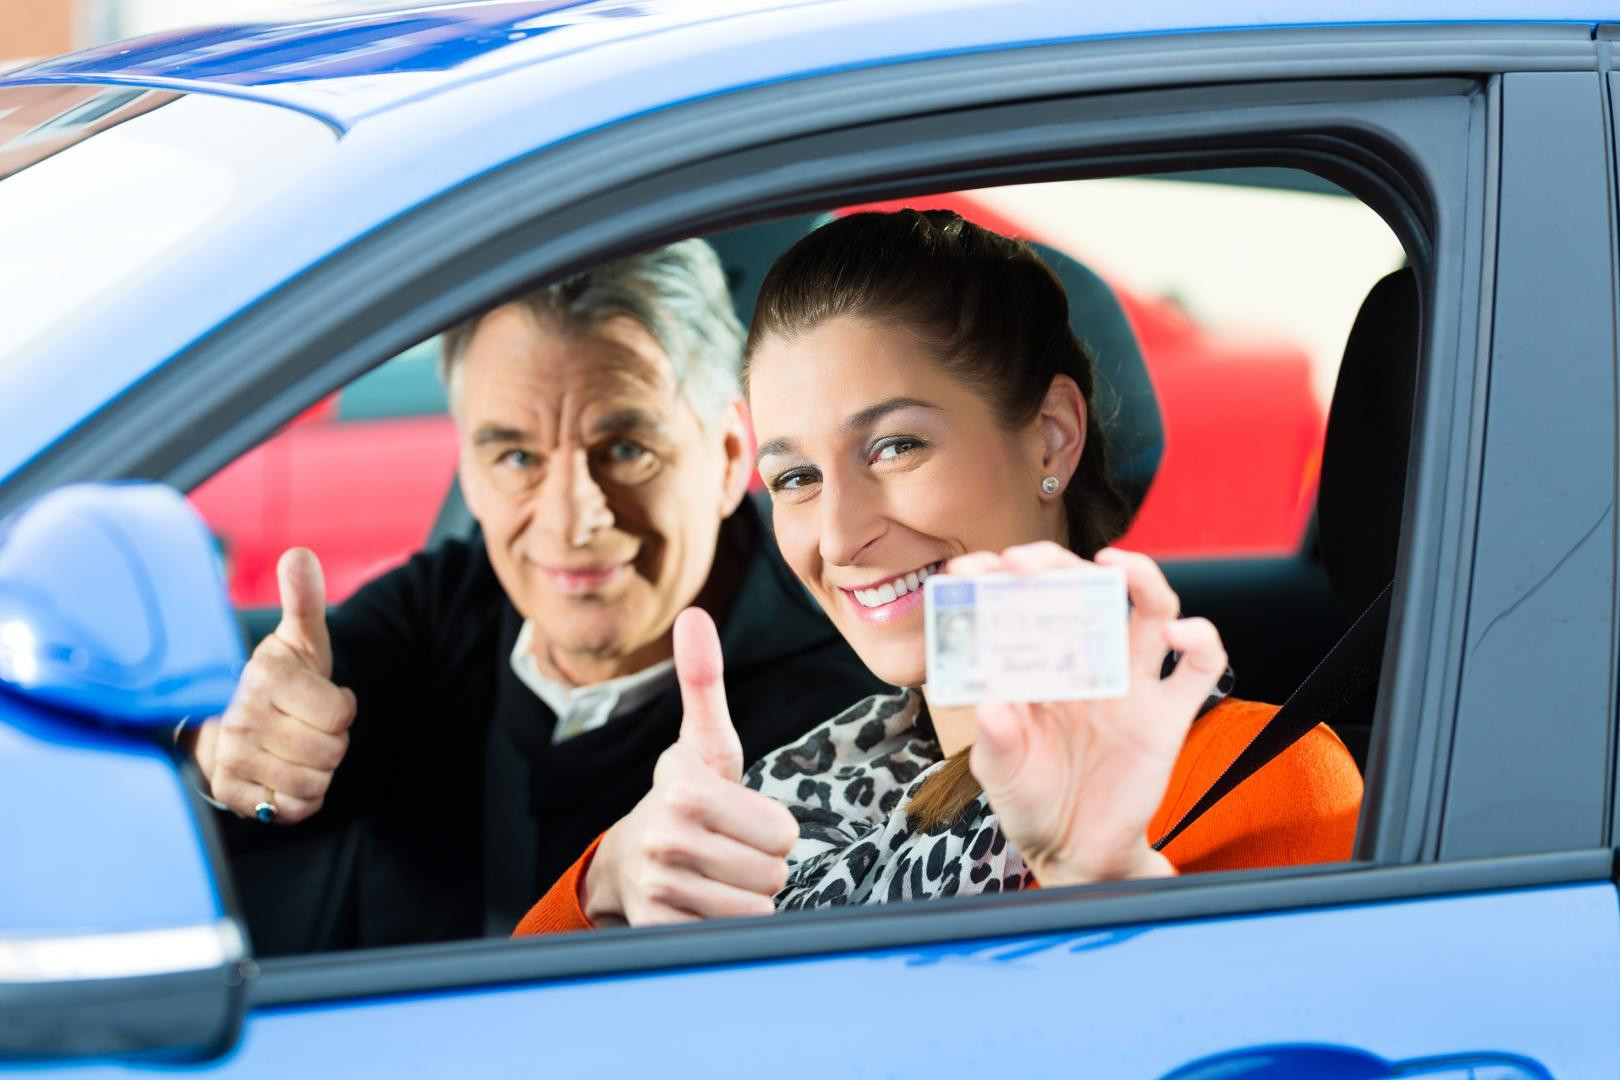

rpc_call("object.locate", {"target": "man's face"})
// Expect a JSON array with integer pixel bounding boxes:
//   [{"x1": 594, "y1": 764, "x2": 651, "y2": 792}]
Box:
[{"x1": 455, "y1": 304, "x2": 749, "y2": 679}]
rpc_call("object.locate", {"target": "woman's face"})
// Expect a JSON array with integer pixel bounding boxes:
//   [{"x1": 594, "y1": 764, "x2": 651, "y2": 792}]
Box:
[{"x1": 750, "y1": 316, "x2": 1072, "y2": 686}]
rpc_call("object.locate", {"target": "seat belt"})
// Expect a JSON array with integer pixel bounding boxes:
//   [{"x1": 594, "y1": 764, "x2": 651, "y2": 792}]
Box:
[{"x1": 1151, "y1": 582, "x2": 1392, "y2": 853}]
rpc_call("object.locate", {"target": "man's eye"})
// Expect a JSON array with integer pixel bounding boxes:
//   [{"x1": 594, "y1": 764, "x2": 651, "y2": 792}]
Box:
[
  {"x1": 872, "y1": 436, "x2": 926, "y2": 462},
  {"x1": 496, "y1": 449, "x2": 539, "y2": 469},
  {"x1": 605, "y1": 440, "x2": 648, "y2": 464}
]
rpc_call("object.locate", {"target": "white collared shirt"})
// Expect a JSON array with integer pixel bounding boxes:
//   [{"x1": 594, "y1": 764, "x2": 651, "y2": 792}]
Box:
[{"x1": 509, "y1": 620, "x2": 677, "y2": 744}]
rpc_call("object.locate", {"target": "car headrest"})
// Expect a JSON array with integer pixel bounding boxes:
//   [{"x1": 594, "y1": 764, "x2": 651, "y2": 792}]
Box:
[
  {"x1": 1318, "y1": 268, "x2": 1420, "y2": 617},
  {"x1": 1029, "y1": 243, "x2": 1164, "y2": 511}
]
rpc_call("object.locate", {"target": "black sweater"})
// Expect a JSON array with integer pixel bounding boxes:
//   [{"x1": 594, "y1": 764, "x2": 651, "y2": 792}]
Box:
[{"x1": 225, "y1": 500, "x2": 886, "y2": 955}]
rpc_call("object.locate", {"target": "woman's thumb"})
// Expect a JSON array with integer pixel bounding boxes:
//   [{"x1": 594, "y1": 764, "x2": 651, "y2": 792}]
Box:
[{"x1": 674, "y1": 607, "x2": 742, "y2": 781}]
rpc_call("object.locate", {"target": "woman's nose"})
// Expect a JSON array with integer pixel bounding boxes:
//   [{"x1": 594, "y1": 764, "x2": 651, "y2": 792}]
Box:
[
  {"x1": 817, "y1": 475, "x2": 885, "y2": 567},
  {"x1": 539, "y1": 447, "x2": 614, "y2": 547}
]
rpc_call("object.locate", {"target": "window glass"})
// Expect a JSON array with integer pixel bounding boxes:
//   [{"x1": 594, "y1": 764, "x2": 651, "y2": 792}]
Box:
[
  {"x1": 197, "y1": 168, "x2": 1407, "y2": 964},
  {"x1": 192, "y1": 171, "x2": 1403, "y2": 611},
  {"x1": 189, "y1": 339, "x2": 457, "y2": 608},
  {"x1": 0, "y1": 86, "x2": 335, "y2": 364}
]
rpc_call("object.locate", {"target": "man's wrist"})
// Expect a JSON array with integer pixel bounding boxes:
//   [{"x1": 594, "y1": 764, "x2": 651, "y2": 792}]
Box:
[{"x1": 172, "y1": 717, "x2": 229, "y2": 812}]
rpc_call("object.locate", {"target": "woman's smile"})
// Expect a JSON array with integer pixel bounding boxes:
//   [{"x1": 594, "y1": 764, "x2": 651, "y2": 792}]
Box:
[{"x1": 838, "y1": 561, "x2": 942, "y2": 624}]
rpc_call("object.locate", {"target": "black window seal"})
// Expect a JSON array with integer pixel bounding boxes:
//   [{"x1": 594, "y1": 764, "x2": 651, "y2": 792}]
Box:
[{"x1": 248, "y1": 848, "x2": 1614, "y2": 1009}]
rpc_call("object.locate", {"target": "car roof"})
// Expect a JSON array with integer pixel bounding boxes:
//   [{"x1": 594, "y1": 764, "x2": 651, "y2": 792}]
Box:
[
  {"x1": 0, "y1": 0, "x2": 1613, "y2": 490},
  {"x1": 5, "y1": 0, "x2": 1618, "y2": 131}
]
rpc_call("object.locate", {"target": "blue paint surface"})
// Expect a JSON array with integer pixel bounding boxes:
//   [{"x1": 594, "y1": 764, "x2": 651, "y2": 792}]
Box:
[
  {"x1": 36, "y1": 882, "x2": 1616, "y2": 1076},
  {"x1": 0, "y1": 484, "x2": 244, "y2": 725},
  {"x1": 0, "y1": 1, "x2": 1609, "y2": 487},
  {"x1": 0, "y1": 691, "x2": 220, "y2": 934}
]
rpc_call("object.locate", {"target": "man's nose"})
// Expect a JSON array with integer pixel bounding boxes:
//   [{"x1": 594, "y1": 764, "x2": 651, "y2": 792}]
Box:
[
  {"x1": 539, "y1": 447, "x2": 614, "y2": 547},
  {"x1": 817, "y1": 473, "x2": 885, "y2": 567}
]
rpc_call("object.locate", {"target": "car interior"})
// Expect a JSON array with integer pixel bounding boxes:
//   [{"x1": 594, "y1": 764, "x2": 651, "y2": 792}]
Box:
[{"x1": 212, "y1": 166, "x2": 1418, "y2": 952}]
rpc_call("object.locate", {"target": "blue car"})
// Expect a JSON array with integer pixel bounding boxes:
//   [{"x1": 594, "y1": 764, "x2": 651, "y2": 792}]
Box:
[{"x1": 2, "y1": 2, "x2": 1618, "y2": 1075}]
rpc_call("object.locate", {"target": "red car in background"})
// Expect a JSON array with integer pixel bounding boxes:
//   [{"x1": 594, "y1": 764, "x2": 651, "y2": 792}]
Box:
[{"x1": 190, "y1": 188, "x2": 1324, "y2": 610}]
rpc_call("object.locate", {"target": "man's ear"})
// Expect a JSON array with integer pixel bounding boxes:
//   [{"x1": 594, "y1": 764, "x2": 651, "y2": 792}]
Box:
[
  {"x1": 456, "y1": 452, "x2": 487, "y2": 528},
  {"x1": 718, "y1": 397, "x2": 754, "y2": 517},
  {"x1": 1037, "y1": 375, "x2": 1087, "y2": 491}
]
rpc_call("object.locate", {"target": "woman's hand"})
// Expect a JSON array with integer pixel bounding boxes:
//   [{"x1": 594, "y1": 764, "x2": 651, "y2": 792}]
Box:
[
  {"x1": 955, "y1": 543, "x2": 1227, "y2": 886},
  {"x1": 580, "y1": 608, "x2": 799, "y2": 927}
]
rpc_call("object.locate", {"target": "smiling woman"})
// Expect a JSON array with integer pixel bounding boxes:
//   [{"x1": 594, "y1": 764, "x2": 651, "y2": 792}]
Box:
[{"x1": 514, "y1": 210, "x2": 1363, "y2": 933}]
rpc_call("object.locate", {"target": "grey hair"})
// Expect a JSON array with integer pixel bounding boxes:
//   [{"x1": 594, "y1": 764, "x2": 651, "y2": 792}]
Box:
[{"x1": 440, "y1": 239, "x2": 744, "y2": 426}]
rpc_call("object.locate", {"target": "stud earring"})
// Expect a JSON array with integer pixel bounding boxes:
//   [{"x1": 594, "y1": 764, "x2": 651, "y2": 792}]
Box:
[{"x1": 1040, "y1": 476, "x2": 1060, "y2": 495}]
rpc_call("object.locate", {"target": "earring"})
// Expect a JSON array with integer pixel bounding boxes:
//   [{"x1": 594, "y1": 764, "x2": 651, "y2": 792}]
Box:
[{"x1": 1040, "y1": 476, "x2": 1060, "y2": 495}]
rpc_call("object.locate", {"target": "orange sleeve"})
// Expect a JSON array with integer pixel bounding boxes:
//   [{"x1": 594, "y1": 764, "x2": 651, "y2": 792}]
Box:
[
  {"x1": 511, "y1": 833, "x2": 604, "y2": 937},
  {"x1": 1147, "y1": 698, "x2": 1362, "y2": 874}
]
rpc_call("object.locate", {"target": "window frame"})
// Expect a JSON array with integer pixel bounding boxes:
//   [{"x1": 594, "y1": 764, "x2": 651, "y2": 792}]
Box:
[{"x1": 15, "y1": 24, "x2": 1613, "y2": 1007}]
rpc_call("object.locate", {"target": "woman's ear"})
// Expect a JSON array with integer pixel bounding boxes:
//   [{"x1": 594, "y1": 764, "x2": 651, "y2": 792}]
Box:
[
  {"x1": 1038, "y1": 374, "x2": 1087, "y2": 492},
  {"x1": 718, "y1": 397, "x2": 754, "y2": 516}
]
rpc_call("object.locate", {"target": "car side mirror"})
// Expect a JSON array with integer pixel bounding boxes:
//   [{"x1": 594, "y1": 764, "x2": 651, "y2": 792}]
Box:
[{"x1": 0, "y1": 482, "x2": 249, "y2": 1063}]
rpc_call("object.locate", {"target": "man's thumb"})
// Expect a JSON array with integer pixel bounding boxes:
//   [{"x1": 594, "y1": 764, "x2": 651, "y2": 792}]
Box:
[
  {"x1": 275, "y1": 547, "x2": 332, "y2": 677},
  {"x1": 674, "y1": 607, "x2": 742, "y2": 781}
]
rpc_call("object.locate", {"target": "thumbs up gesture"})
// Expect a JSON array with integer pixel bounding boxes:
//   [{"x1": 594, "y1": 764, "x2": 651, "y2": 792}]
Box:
[
  {"x1": 189, "y1": 548, "x2": 358, "y2": 825},
  {"x1": 580, "y1": 608, "x2": 800, "y2": 926}
]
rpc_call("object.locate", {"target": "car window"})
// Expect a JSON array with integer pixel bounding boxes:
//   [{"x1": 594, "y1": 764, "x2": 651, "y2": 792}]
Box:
[
  {"x1": 188, "y1": 164, "x2": 1406, "y2": 962},
  {"x1": 0, "y1": 86, "x2": 334, "y2": 364},
  {"x1": 194, "y1": 172, "x2": 1401, "y2": 611}
]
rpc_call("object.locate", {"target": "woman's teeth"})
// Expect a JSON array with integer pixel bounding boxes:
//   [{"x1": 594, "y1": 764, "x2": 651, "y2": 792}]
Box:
[{"x1": 853, "y1": 563, "x2": 941, "y2": 608}]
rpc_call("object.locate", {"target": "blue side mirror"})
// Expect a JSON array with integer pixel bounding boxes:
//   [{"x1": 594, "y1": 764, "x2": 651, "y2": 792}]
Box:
[{"x1": 0, "y1": 482, "x2": 244, "y2": 724}]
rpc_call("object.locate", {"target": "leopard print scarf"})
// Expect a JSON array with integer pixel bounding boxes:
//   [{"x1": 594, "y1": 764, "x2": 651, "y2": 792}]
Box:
[
  {"x1": 744, "y1": 670, "x2": 1233, "y2": 911},
  {"x1": 744, "y1": 690, "x2": 1026, "y2": 910}
]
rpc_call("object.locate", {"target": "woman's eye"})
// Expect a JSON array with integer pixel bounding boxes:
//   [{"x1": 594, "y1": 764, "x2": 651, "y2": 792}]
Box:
[
  {"x1": 772, "y1": 467, "x2": 819, "y2": 492},
  {"x1": 872, "y1": 436, "x2": 925, "y2": 462}
]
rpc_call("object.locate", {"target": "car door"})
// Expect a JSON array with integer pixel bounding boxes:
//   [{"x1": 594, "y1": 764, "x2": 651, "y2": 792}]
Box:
[{"x1": 6, "y1": 24, "x2": 1619, "y2": 1079}]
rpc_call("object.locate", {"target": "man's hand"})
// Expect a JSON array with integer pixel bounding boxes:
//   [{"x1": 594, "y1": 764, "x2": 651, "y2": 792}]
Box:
[
  {"x1": 581, "y1": 607, "x2": 798, "y2": 926},
  {"x1": 190, "y1": 548, "x2": 357, "y2": 825}
]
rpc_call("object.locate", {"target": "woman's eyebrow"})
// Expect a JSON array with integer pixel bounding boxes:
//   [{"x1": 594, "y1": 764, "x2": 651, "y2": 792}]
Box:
[
  {"x1": 755, "y1": 397, "x2": 941, "y2": 467},
  {"x1": 841, "y1": 396, "x2": 941, "y2": 433},
  {"x1": 754, "y1": 436, "x2": 797, "y2": 467}
]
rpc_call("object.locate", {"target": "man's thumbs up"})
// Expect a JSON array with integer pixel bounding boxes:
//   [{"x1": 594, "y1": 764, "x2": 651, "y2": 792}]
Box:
[
  {"x1": 275, "y1": 547, "x2": 333, "y2": 678},
  {"x1": 188, "y1": 546, "x2": 354, "y2": 826},
  {"x1": 674, "y1": 606, "x2": 742, "y2": 782}
]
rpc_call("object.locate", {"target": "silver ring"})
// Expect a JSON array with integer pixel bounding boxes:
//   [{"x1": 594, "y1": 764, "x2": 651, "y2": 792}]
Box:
[{"x1": 254, "y1": 793, "x2": 278, "y2": 824}]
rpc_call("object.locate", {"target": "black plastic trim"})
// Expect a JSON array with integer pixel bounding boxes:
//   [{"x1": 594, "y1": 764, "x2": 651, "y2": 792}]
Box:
[
  {"x1": 1443, "y1": 71, "x2": 1620, "y2": 859},
  {"x1": 0, "y1": 964, "x2": 246, "y2": 1063},
  {"x1": 249, "y1": 849, "x2": 1613, "y2": 1009}
]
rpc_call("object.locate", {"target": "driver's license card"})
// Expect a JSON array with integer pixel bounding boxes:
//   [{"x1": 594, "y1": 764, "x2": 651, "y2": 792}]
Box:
[{"x1": 923, "y1": 567, "x2": 1129, "y2": 706}]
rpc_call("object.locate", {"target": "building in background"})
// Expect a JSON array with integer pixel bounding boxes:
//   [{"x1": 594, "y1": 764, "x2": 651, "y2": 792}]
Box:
[{"x1": 1, "y1": 0, "x2": 341, "y2": 66}]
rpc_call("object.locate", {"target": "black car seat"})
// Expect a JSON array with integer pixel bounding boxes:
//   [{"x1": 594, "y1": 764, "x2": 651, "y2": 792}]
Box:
[
  {"x1": 1152, "y1": 266, "x2": 1419, "y2": 848},
  {"x1": 1315, "y1": 267, "x2": 1421, "y2": 768}
]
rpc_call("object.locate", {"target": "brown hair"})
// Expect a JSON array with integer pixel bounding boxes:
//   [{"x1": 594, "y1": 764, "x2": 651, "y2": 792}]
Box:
[{"x1": 744, "y1": 209, "x2": 1132, "y2": 830}]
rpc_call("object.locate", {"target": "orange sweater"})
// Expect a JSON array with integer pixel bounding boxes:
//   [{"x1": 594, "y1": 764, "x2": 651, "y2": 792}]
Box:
[{"x1": 513, "y1": 698, "x2": 1362, "y2": 937}]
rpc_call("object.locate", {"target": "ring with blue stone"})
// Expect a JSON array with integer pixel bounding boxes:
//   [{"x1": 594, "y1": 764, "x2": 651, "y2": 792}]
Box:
[{"x1": 254, "y1": 793, "x2": 278, "y2": 824}]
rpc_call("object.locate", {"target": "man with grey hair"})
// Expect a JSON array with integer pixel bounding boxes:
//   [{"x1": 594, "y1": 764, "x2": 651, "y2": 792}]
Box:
[{"x1": 190, "y1": 239, "x2": 883, "y2": 953}]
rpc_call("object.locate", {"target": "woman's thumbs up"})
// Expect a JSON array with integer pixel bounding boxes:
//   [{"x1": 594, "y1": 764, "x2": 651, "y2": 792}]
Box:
[
  {"x1": 674, "y1": 607, "x2": 743, "y2": 781},
  {"x1": 579, "y1": 606, "x2": 799, "y2": 927}
]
